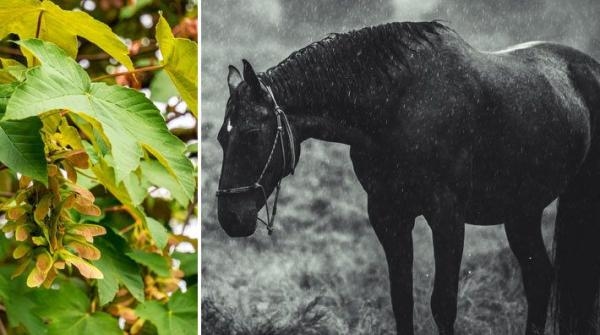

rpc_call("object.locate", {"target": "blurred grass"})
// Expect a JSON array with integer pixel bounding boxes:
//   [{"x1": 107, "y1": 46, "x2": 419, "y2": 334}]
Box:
[{"x1": 201, "y1": 1, "x2": 560, "y2": 333}]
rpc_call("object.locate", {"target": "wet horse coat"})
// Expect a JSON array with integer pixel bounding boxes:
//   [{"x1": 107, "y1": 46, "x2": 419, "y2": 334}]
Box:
[{"x1": 217, "y1": 22, "x2": 600, "y2": 334}]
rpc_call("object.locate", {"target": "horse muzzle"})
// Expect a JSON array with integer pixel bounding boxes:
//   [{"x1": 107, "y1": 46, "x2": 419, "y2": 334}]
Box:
[{"x1": 217, "y1": 199, "x2": 258, "y2": 237}]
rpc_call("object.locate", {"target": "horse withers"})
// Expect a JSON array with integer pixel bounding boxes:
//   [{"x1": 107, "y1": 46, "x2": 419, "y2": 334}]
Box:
[{"x1": 216, "y1": 21, "x2": 600, "y2": 335}]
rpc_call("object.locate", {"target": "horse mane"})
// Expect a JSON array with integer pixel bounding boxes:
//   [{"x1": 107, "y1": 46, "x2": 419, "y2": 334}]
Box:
[{"x1": 260, "y1": 21, "x2": 453, "y2": 112}]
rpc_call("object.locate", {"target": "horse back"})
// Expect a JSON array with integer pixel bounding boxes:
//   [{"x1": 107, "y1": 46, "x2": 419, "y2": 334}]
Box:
[{"x1": 462, "y1": 43, "x2": 600, "y2": 221}]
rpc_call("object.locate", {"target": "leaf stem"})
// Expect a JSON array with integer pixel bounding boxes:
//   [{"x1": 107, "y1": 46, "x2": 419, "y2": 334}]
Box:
[
  {"x1": 35, "y1": 10, "x2": 44, "y2": 39},
  {"x1": 92, "y1": 64, "x2": 164, "y2": 81}
]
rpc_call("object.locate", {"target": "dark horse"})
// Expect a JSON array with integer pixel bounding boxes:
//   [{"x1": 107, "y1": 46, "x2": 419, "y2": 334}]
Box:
[{"x1": 216, "y1": 21, "x2": 600, "y2": 335}]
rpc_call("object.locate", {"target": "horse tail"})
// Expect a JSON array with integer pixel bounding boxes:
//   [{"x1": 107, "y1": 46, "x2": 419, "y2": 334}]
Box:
[{"x1": 553, "y1": 170, "x2": 600, "y2": 334}]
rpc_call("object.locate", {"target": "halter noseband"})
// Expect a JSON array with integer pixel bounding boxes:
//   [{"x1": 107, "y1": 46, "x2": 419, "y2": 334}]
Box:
[{"x1": 216, "y1": 82, "x2": 296, "y2": 235}]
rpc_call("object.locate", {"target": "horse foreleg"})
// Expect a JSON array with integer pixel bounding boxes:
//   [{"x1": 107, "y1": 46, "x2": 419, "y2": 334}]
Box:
[
  {"x1": 368, "y1": 197, "x2": 415, "y2": 335},
  {"x1": 429, "y1": 215, "x2": 465, "y2": 335},
  {"x1": 505, "y1": 213, "x2": 553, "y2": 335}
]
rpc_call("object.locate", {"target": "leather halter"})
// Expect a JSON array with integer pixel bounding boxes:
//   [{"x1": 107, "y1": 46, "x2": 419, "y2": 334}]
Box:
[{"x1": 216, "y1": 82, "x2": 296, "y2": 235}]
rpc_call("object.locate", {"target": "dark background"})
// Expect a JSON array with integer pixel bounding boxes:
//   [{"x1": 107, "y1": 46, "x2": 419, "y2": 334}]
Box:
[{"x1": 201, "y1": 1, "x2": 598, "y2": 333}]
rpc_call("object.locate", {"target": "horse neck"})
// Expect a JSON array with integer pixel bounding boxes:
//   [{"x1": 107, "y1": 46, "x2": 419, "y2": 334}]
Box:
[
  {"x1": 262, "y1": 76, "x2": 378, "y2": 149},
  {"x1": 260, "y1": 65, "x2": 406, "y2": 149},
  {"x1": 260, "y1": 29, "x2": 467, "y2": 150}
]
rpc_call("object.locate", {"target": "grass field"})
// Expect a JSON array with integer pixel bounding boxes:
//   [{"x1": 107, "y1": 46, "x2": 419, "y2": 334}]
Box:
[{"x1": 201, "y1": 2, "x2": 564, "y2": 333}]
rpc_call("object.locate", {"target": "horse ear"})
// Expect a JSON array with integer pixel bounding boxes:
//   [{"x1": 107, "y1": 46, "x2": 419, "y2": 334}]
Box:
[
  {"x1": 227, "y1": 65, "x2": 242, "y2": 94},
  {"x1": 242, "y1": 59, "x2": 261, "y2": 96}
]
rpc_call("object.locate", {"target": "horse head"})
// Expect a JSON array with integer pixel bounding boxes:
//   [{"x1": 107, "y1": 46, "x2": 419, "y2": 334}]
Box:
[{"x1": 216, "y1": 60, "x2": 297, "y2": 237}]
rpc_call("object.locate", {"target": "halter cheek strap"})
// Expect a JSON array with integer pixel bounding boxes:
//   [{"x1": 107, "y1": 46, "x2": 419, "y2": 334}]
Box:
[{"x1": 216, "y1": 82, "x2": 296, "y2": 235}]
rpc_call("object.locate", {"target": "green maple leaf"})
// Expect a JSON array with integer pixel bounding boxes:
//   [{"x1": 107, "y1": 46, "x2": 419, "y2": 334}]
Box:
[
  {"x1": 3, "y1": 38, "x2": 195, "y2": 203},
  {"x1": 33, "y1": 281, "x2": 122, "y2": 335},
  {"x1": 156, "y1": 14, "x2": 198, "y2": 116},
  {"x1": 126, "y1": 250, "x2": 171, "y2": 277},
  {"x1": 0, "y1": 0, "x2": 133, "y2": 70},
  {"x1": 146, "y1": 216, "x2": 169, "y2": 250},
  {"x1": 0, "y1": 84, "x2": 47, "y2": 182},
  {"x1": 92, "y1": 230, "x2": 144, "y2": 305},
  {"x1": 136, "y1": 285, "x2": 198, "y2": 335}
]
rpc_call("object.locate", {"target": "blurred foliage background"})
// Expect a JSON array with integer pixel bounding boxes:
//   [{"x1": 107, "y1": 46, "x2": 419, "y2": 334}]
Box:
[
  {"x1": 200, "y1": 0, "x2": 597, "y2": 334},
  {"x1": 0, "y1": 1, "x2": 198, "y2": 334}
]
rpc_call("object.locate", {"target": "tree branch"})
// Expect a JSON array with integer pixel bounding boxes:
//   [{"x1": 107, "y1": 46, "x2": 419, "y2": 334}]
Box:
[{"x1": 92, "y1": 64, "x2": 163, "y2": 81}]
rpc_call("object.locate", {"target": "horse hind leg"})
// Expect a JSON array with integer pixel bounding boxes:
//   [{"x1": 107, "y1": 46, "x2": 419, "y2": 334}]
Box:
[
  {"x1": 504, "y1": 211, "x2": 553, "y2": 335},
  {"x1": 553, "y1": 166, "x2": 600, "y2": 335}
]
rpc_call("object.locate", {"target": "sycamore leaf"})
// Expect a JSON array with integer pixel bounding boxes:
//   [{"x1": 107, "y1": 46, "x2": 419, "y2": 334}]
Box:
[
  {"x1": 173, "y1": 252, "x2": 198, "y2": 278},
  {"x1": 67, "y1": 223, "x2": 106, "y2": 243},
  {"x1": 142, "y1": 159, "x2": 191, "y2": 206},
  {"x1": 0, "y1": 83, "x2": 47, "y2": 182},
  {"x1": 0, "y1": 0, "x2": 133, "y2": 70},
  {"x1": 126, "y1": 250, "x2": 171, "y2": 277},
  {"x1": 33, "y1": 281, "x2": 122, "y2": 335},
  {"x1": 0, "y1": 83, "x2": 17, "y2": 116},
  {"x1": 146, "y1": 217, "x2": 169, "y2": 249},
  {"x1": 150, "y1": 69, "x2": 179, "y2": 103},
  {"x1": 26, "y1": 251, "x2": 54, "y2": 287},
  {"x1": 156, "y1": 14, "x2": 198, "y2": 116},
  {"x1": 136, "y1": 285, "x2": 198, "y2": 335},
  {"x1": 58, "y1": 249, "x2": 103, "y2": 279},
  {"x1": 0, "y1": 117, "x2": 47, "y2": 183},
  {"x1": 92, "y1": 230, "x2": 144, "y2": 305},
  {"x1": 0, "y1": 58, "x2": 26, "y2": 83},
  {"x1": 4, "y1": 39, "x2": 195, "y2": 202}
]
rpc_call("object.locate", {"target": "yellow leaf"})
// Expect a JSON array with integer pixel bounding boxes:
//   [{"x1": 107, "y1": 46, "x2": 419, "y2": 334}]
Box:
[
  {"x1": 12, "y1": 243, "x2": 31, "y2": 259},
  {"x1": 42, "y1": 267, "x2": 57, "y2": 288},
  {"x1": 7, "y1": 206, "x2": 26, "y2": 220},
  {"x1": 156, "y1": 14, "x2": 198, "y2": 116},
  {"x1": 58, "y1": 122, "x2": 85, "y2": 150},
  {"x1": 68, "y1": 223, "x2": 106, "y2": 242},
  {"x1": 31, "y1": 236, "x2": 48, "y2": 246},
  {"x1": 73, "y1": 197, "x2": 101, "y2": 217},
  {"x1": 69, "y1": 183, "x2": 95, "y2": 202},
  {"x1": 64, "y1": 150, "x2": 90, "y2": 169},
  {"x1": 18, "y1": 175, "x2": 32, "y2": 189},
  {"x1": 62, "y1": 160, "x2": 77, "y2": 182},
  {"x1": 12, "y1": 259, "x2": 31, "y2": 279},
  {"x1": 26, "y1": 251, "x2": 53, "y2": 287},
  {"x1": 60, "y1": 250, "x2": 103, "y2": 279},
  {"x1": 66, "y1": 239, "x2": 101, "y2": 260},
  {"x1": 15, "y1": 225, "x2": 29, "y2": 241},
  {"x1": 33, "y1": 193, "x2": 52, "y2": 223},
  {"x1": 0, "y1": 0, "x2": 133, "y2": 70}
]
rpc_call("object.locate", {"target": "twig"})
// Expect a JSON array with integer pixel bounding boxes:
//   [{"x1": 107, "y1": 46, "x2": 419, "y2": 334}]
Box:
[
  {"x1": 181, "y1": 193, "x2": 197, "y2": 235},
  {"x1": 0, "y1": 47, "x2": 22, "y2": 57},
  {"x1": 0, "y1": 317, "x2": 6, "y2": 335},
  {"x1": 170, "y1": 127, "x2": 197, "y2": 142},
  {"x1": 92, "y1": 64, "x2": 163, "y2": 81},
  {"x1": 77, "y1": 44, "x2": 158, "y2": 61}
]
